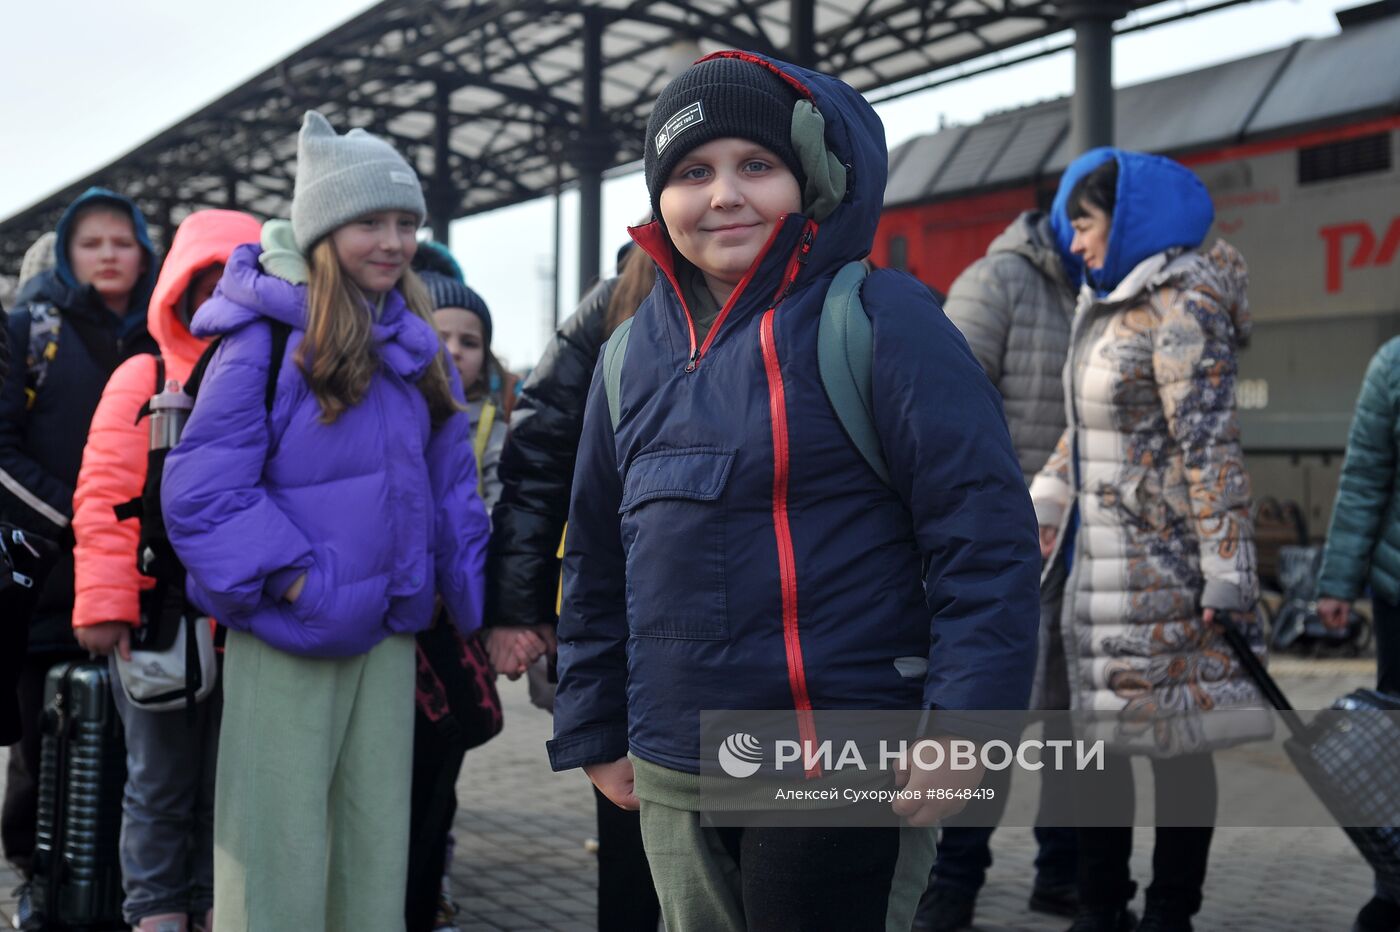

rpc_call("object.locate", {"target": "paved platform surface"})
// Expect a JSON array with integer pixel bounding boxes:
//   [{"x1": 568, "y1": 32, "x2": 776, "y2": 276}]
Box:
[{"x1": 0, "y1": 656, "x2": 1382, "y2": 930}]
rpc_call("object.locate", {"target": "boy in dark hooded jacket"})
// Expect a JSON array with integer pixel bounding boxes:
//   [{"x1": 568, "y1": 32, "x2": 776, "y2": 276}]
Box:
[
  {"x1": 0, "y1": 188, "x2": 158, "y2": 906},
  {"x1": 549, "y1": 52, "x2": 1040, "y2": 930}
]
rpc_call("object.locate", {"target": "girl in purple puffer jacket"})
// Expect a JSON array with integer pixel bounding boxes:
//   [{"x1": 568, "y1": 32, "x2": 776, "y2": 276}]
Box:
[{"x1": 162, "y1": 111, "x2": 490, "y2": 932}]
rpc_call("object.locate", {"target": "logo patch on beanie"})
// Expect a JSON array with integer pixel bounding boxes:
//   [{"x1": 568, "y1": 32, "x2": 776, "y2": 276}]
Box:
[
  {"x1": 389, "y1": 170, "x2": 416, "y2": 185},
  {"x1": 655, "y1": 102, "x2": 705, "y2": 155}
]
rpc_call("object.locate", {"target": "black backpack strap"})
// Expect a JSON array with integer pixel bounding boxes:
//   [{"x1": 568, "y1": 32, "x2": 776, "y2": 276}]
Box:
[
  {"x1": 147, "y1": 325, "x2": 290, "y2": 523},
  {"x1": 134, "y1": 355, "x2": 166, "y2": 424},
  {"x1": 118, "y1": 355, "x2": 166, "y2": 520},
  {"x1": 265, "y1": 322, "x2": 291, "y2": 414},
  {"x1": 182, "y1": 339, "x2": 221, "y2": 401},
  {"x1": 185, "y1": 322, "x2": 291, "y2": 416}
]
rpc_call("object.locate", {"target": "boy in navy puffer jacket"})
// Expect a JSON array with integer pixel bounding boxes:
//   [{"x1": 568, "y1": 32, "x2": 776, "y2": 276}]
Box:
[{"x1": 549, "y1": 52, "x2": 1041, "y2": 930}]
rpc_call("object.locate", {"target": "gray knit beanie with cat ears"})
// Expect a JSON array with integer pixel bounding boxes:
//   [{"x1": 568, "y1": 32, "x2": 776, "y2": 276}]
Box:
[{"x1": 290, "y1": 111, "x2": 427, "y2": 253}]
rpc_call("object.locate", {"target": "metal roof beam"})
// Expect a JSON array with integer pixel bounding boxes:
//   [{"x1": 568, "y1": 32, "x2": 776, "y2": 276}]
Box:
[{"x1": 0, "y1": 0, "x2": 1203, "y2": 270}]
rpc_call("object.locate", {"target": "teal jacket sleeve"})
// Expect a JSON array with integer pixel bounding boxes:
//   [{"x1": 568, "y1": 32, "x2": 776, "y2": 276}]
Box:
[{"x1": 1318, "y1": 339, "x2": 1400, "y2": 601}]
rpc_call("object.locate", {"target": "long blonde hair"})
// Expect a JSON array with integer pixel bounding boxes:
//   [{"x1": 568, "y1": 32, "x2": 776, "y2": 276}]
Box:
[{"x1": 300, "y1": 239, "x2": 461, "y2": 426}]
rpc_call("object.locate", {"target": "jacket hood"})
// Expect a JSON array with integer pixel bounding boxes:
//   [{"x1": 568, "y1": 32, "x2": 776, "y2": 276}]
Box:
[
  {"x1": 1096, "y1": 237, "x2": 1251, "y2": 352},
  {"x1": 193, "y1": 243, "x2": 444, "y2": 382},
  {"x1": 1055, "y1": 148, "x2": 1214, "y2": 296},
  {"x1": 53, "y1": 186, "x2": 160, "y2": 333},
  {"x1": 631, "y1": 50, "x2": 887, "y2": 302},
  {"x1": 148, "y1": 210, "x2": 261, "y2": 369},
  {"x1": 1168, "y1": 239, "x2": 1252, "y2": 349},
  {"x1": 988, "y1": 210, "x2": 1075, "y2": 293}
]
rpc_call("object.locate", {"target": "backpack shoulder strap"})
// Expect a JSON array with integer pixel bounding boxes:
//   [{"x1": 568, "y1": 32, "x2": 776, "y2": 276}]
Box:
[
  {"x1": 602, "y1": 317, "x2": 635, "y2": 432},
  {"x1": 116, "y1": 353, "x2": 168, "y2": 522},
  {"x1": 818, "y1": 261, "x2": 892, "y2": 487},
  {"x1": 184, "y1": 320, "x2": 292, "y2": 416},
  {"x1": 265, "y1": 322, "x2": 291, "y2": 414},
  {"x1": 23, "y1": 303, "x2": 62, "y2": 411},
  {"x1": 133, "y1": 354, "x2": 166, "y2": 424},
  {"x1": 183, "y1": 339, "x2": 220, "y2": 402},
  {"x1": 473, "y1": 401, "x2": 496, "y2": 498}
]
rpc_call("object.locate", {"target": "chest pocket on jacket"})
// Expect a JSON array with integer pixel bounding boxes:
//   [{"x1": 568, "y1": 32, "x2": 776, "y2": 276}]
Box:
[{"x1": 619, "y1": 447, "x2": 735, "y2": 640}]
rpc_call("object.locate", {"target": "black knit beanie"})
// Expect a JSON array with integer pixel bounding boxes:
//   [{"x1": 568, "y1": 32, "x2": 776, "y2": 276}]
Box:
[
  {"x1": 420, "y1": 270, "x2": 493, "y2": 348},
  {"x1": 644, "y1": 55, "x2": 805, "y2": 219}
]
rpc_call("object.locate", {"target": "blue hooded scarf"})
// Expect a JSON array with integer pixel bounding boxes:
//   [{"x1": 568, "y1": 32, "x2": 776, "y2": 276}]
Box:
[
  {"x1": 1051, "y1": 148, "x2": 1214, "y2": 296},
  {"x1": 52, "y1": 186, "x2": 160, "y2": 337}
]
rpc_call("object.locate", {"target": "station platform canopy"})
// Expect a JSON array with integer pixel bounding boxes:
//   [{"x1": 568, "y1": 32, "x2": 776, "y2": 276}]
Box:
[{"x1": 0, "y1": 0, "x2": 1239, "y2": 271}]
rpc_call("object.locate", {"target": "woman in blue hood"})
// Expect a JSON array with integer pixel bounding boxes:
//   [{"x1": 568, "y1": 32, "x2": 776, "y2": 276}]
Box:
[
  {"x1": 0, "y1": 186, "x2": 158, "y2": 912},
  {"x1": 1031, "y1": 150, "x2": 1265, "y2": 932}
]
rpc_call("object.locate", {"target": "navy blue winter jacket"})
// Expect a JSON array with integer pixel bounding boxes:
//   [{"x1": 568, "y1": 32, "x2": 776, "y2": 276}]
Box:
[
  {"x1": 0, "y1": 188, "x2": 158, "y2": 651},
  {"x1": 547, "y1": 53, "x2": 1040, "y2": 774}
]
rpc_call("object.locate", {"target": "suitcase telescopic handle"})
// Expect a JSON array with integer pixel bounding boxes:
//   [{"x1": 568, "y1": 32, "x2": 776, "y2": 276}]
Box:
[{"x1": 1216, "y1": 612, "x2": 1309, "y2": 741}]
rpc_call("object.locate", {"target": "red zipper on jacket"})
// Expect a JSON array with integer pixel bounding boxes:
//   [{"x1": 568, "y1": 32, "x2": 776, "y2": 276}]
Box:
[
  {"x1": 759, "y1": 220, "x2": 820, "y2": 779},
  {"x1": 633, "y1": 216, "x2": 824, "y2": 771},
  {"x1": 687, "y1": 221, "x2": 792, "y2": 371},
  {"x1": 774, "y1": 225, "x2": 815, "y2": 304},
  {"x1": 630, "y1": 218, "x2": 797, "y2": 372}
]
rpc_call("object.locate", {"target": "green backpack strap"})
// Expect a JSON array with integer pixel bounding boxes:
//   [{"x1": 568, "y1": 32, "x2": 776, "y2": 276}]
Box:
[
  {"x1": 818, "y1": 261, "x2": 892, "y2": 487},
  {"x1": 605, "y1": 270, "x2": 889, "y2": 486},
  {"x1": 602, "y1": 317, "x2": 635, "y2": 432}
]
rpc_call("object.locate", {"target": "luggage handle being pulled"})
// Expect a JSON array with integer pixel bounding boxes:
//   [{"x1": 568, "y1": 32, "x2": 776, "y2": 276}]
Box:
[{"x1": 1215, "y1": 612, "x2": 1309, "y2": 741}]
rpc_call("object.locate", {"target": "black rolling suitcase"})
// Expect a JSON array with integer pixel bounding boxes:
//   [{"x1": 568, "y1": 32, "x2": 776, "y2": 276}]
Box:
[
  {"x1": 1219, "y1": 615, "x2": 1400, "y2": 899},
  {"x1": 31, "y1": 660, "x2": 127, "y2": 930}
]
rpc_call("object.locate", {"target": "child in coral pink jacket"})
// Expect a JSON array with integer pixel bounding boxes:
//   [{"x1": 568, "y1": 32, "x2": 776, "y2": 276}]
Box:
[{"x1": 72, "y1": 208, "x2": 261, "y2": 932}]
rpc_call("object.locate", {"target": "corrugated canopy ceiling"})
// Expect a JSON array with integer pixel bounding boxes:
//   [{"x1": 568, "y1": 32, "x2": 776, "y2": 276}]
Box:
[{"x1": 1, "y1": 0, "x2": 1189, "y2": 267}]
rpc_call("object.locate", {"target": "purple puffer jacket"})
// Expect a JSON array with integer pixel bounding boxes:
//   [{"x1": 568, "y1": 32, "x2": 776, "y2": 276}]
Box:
[{"x1": 162, "y1": 244, "x2": 489, "y2": 658}]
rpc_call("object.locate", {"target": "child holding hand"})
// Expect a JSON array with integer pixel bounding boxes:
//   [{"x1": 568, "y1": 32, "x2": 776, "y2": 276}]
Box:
[{"x1": 162, "y1": 112, "x2": 490, "y2": 932}]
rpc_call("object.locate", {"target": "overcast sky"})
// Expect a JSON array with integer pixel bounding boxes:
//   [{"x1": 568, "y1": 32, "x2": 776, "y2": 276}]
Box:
[{"x1": 0, "y1": 0, "x2": 1354, "y2": 370}]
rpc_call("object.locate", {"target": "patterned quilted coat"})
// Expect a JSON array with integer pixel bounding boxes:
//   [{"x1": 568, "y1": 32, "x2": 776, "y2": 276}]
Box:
[{"x1": 1030, "y1": 149, "x2": 1268, "y2": 755}]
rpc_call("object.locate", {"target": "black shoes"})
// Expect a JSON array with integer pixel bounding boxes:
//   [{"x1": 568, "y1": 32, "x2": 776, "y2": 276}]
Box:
[
  {"x1": 1066, "y1": 905, "x2": 1138, "y2": 932},
  {"x1": 913, "y1": 878, "x2": 1077, "y2": 929},
  {"x1": 1136, "y1": 911, "x2": 1192, "y2": 932},
  {"x1": 1354, "y1": 896, "x2": 1400, "y2": 932},
  {"x1": 1030, "y1": 881, "x2": 1079, "y2": 918},
  {"x1": 10, "y1": 881, "x2": 35, "y2": 931},
  {"x1": 912, "y1": 884, "x2": 976, "y2": 932}
]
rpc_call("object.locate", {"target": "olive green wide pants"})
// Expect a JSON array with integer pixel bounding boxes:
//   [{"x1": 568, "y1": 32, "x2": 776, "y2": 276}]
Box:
[{"x1": 212, "y1": 630, "x2": 415, "y2": 932}]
